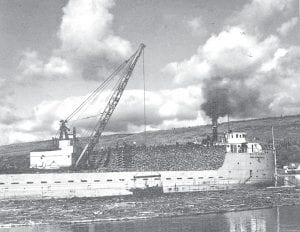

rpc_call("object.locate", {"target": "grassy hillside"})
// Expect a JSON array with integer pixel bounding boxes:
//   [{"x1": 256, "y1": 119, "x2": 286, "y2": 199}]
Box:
[{"x1": 1, "y1": 114, "x2": 300, "y2": 169}]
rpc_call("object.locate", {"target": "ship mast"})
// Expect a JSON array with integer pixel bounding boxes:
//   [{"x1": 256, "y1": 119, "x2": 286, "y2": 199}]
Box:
[{"x1": 272, "y1": 126, "x2": 278, "y2": 187}]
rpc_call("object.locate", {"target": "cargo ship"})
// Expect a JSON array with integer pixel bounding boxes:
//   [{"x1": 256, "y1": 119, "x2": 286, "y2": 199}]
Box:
[
  {"x1": 0, "y1": 44, "x2": 275, "y2": 200},
  {"x1": 0, "y1": 130, "x2": 275, "y2": 200}
]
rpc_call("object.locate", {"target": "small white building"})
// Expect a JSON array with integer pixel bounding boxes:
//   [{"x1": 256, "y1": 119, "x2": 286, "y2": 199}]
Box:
[{"x1": 30, "y1": 138, "x2": 74, "y2": 169}]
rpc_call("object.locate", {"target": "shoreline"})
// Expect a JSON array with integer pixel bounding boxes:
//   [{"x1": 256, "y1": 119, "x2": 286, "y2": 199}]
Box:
[{"x1": 0, "y1": 187, "x2": 299, "y2": 227}]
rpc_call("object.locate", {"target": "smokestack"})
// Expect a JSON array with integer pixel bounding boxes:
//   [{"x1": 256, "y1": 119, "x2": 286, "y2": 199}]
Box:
[{"x1": 212, "y1": 117, "x2": 218, "y2": 143}]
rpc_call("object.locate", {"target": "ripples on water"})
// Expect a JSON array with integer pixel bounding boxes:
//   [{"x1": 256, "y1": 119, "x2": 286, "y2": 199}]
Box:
[{"x1": 1, "y1": 205, "x2": 300, "y2": 232}]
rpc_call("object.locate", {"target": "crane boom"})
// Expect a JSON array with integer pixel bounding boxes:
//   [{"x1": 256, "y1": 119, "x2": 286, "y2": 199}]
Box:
[{"x1": 75, "y1": 43, "x2": 146, "y2": 167}]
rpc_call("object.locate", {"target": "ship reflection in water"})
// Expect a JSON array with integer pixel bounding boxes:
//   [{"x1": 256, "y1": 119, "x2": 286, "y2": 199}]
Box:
[{"x1": 1, "y1": 205, "x2": 300, "y2": 232}]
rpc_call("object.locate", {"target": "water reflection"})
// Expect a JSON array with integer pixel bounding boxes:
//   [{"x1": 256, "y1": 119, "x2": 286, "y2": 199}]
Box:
[
  {"x1": 1, "y1": 205, "x2": 300, "y2": 232},
  {"x1": 227, "y1": 208, "x2": 274, "y2": 232}
]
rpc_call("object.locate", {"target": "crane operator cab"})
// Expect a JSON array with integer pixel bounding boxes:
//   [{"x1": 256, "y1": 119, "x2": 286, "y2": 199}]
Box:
[
  {"x1": 59, "y1": 120, "x2": 70, "y2": 140},
  {"x1": 29, "y1": 120, "x2": 76, "y2": 169},
  {"x1": 225, "y1": 132, "x2": 262, "y2": 154}
]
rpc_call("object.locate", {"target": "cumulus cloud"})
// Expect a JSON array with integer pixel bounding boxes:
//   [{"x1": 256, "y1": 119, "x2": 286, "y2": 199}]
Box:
[
  {"x1": 202, "y1": 27, "x2": 279, "y2": 72},
  {"x1": 164, "y1": 26, "x2": 279, "y2": 85},
  {"x1": 258, "y1": 46, "x2": 300, "y2": 114},
  {"x1": 277, "y1": 17, "x2": 299, "y2": 36},
  {"x1": 0, "y1": 79, "x2": 19, "y2": 125},
  {"x1": 164, "y1": 25, "x2": 299, "y2": 120},
  {"x1": 163, "y1": 56, "x2": 210, "y2": 85},
  {"x1": 0, "y1": 107, "x2": 20, "y2": 125},
  {"x1": 8, "y1": 86, "x2": 203, "y2": 142},
  {"x1": 18, "y1": 50, "x2": 72, "y2": 81},
  {"x1": 59, "y1": 0, "x2": 131, "y2": 60},
  {"x1": 260, "y1": 48, "x2": 288, "y2": 72},
  {"x1": 0, "y1": 78, "x2": 24, "y2": 144},
  {"x1": 230, "y1": 0, "x2": 295, "y2": 33},
  {"x1": 18, "y1": 0, "x2": 132, "y2": 82},
  {"x1": 58, "y1": 0, "x2": 132, "y2": 80}
]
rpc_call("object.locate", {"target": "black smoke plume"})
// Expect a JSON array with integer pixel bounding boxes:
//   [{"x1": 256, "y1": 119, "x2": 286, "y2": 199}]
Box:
[{"x1": 201, "y1": 76, "x2": 268, "y2": 121}]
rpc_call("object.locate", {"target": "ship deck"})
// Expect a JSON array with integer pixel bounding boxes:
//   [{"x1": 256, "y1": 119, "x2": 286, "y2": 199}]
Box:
[
  {"x1": 90, "y1": 144, "x2": 226, "y2": 172},
  {"x1": 0, "y1": 144, "x2": 226, "y2": 173}
]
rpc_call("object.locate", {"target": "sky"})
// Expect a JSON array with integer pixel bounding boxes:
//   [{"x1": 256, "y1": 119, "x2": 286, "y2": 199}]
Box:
[{"x1": 0, "y1": 0, "x2": 299, "y2": 145}]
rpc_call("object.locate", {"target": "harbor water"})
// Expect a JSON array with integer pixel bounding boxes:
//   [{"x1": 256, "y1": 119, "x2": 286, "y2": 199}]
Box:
[{"x1": 1, "y1": 205, "x2": 299, "y2": 232}]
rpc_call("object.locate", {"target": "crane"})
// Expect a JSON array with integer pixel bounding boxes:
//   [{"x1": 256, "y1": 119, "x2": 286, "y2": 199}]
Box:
[{"x1": 71, "y1": 43, "x2": 146, "y2": 168}]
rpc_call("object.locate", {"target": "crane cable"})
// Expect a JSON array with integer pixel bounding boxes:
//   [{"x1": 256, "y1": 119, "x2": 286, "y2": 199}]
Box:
[
  {"x1": 65, "y1": 59, "x2": 131, "y2": 122},
  {"x1": 72, "y1": 68, "x2": 128, "y2": 142},
  {"x1": 86, "y1": 63, "x2": 131, "y2": 140},
  {"x1": 71, "y1": 65, "x2": 131, "y2": 140},
  {"x1": 69, "y1": 114, "x2": 101, "y2": 122},
  {"x1": 143, "y1": 48, "x2": 147, "y2": 145},
  {"x1": 83, "y1": 46, "x2": 144, "y2": 146},
  {"x1": 55, "y1": 58, "x2": 130, "y2": 140}
]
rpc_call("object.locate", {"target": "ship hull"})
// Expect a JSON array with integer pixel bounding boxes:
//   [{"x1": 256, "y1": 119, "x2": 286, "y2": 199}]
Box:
[{"x1": 0, "y1": 151, "x2": 274, "y2": 200}]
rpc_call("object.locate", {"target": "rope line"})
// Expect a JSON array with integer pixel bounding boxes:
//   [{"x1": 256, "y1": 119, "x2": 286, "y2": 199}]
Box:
[
  {"x1": 66, "y1": 60, "x2": 129, "y2": 122},
  {"x1": 143, "y1": 49, "x2": 147, "y2": 145},
  {"x1": 87, "y1": 65, "x2": 129, "y2": 140}
]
